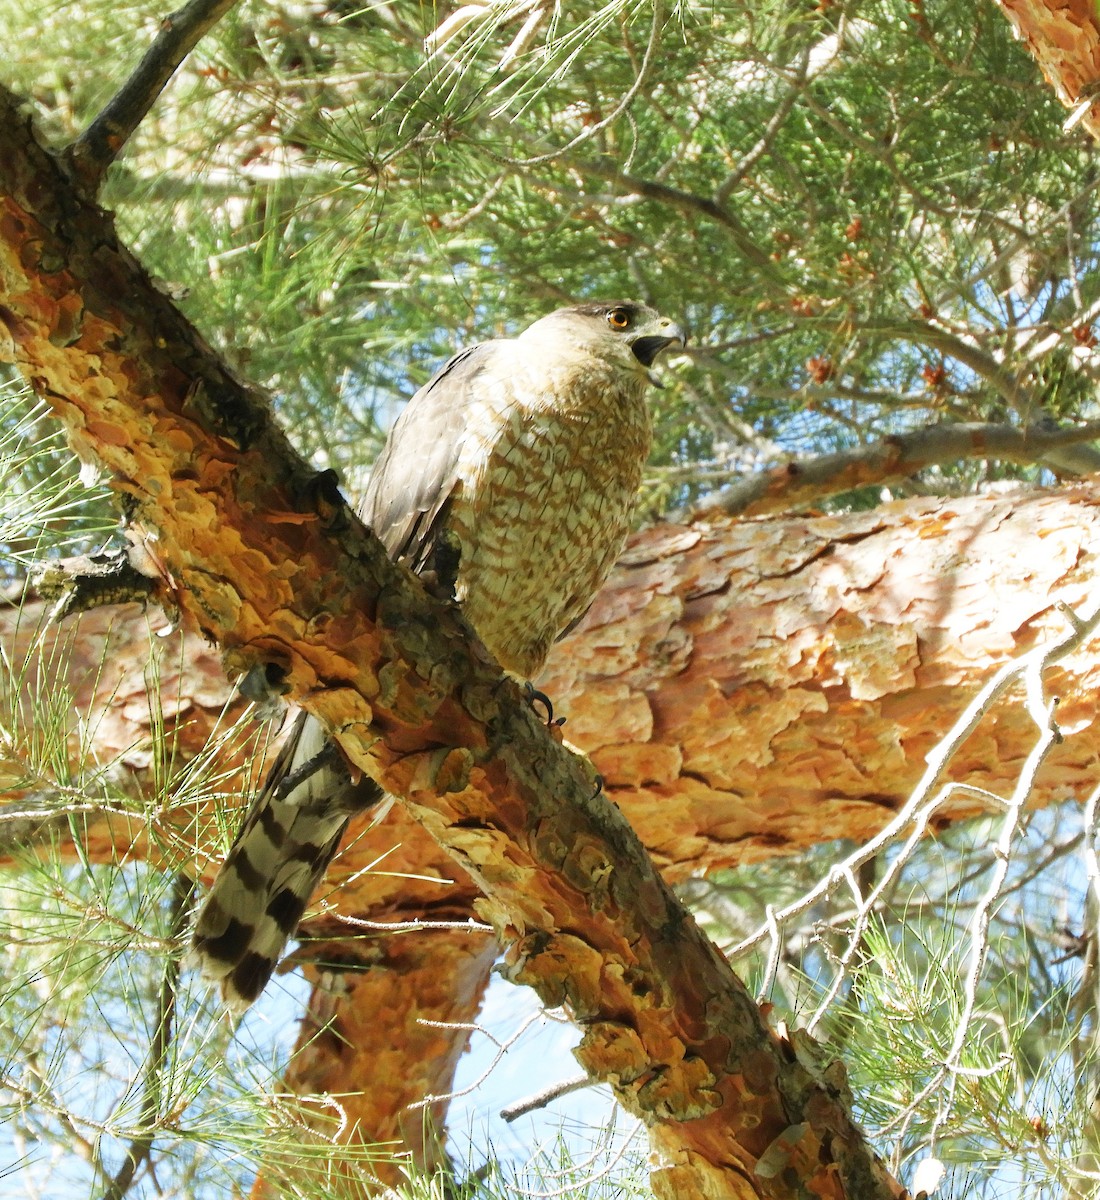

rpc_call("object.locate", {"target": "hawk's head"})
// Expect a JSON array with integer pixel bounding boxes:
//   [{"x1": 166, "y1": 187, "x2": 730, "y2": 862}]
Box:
[{"x1": 522, "y1": 301, "x2": 686, "y2": 379}]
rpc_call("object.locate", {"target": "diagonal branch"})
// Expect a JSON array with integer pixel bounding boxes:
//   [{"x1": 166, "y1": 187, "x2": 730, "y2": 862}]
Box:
[
  {"x1": 66, "y1": 0, "x2": 238, "y2": 193},
  {"x1": 715, "y1": 47, "x2": 811, "y2": 206},
  {"x1": 0, "y1": 83, "x2": 903, "y2": 1200},
  {"x1": 565, "y1": 152, "x2": 784, "y2": 281}
]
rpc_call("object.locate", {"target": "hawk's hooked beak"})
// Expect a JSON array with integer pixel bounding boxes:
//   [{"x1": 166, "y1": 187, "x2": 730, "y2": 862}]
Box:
[{"x1": 629, "y1": 317, "x2": 687, "y2": 369}]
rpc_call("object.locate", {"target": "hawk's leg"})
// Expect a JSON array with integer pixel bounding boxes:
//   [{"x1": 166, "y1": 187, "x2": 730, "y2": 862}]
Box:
[
  {"x1": 422, "y1": 528, "x2": 462, "y2": 602},
  {"x1": 273, "y1": 740, "x2": 347, "y2": 802}
]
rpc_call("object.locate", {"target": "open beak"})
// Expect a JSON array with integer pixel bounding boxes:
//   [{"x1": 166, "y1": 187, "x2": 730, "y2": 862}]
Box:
[{"x1": 629, "y1": 317, "x2": 687, "y2": 368}]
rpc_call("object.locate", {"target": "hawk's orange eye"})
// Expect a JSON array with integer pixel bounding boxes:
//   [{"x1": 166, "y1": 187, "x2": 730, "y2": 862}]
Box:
[{"x1": 607, "y1": 307, "x2": 632, "y2": 330}]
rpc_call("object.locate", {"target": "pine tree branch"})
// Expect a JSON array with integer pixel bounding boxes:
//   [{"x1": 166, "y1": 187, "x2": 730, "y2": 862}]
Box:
[
  {"x1": 66, "y1": 0, "x2": 239, "y2": 193},
  {"x1": 31, "y1": 548, "x2": 162, "y2": 619},
  {"x1": 563, "y1": 153, "x2": 784, "y2": 281},
  {"x1": 0, "y1": 799, "x2": 139, "y2": 856},
  {"x1": 864, "y1": 318, "x2": 1100, "y2": 473},
  {"x1": 0, "y1": 83, "x2": 905, "y2": 1200},
  {"x1": 715, "y1": 47, "x2": 811, "y2": 206},
  {"x1": 695, "y1": 418, "x2": 1100, "y2": 519},
  {"x1": 483, "y1": 126, "x2": 785, "y2": 285}
]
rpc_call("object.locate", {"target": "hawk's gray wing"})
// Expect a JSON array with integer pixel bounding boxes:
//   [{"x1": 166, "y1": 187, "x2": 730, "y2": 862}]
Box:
[{"x1": 359, "y1": 341, "x2": 500, "y2": 570}]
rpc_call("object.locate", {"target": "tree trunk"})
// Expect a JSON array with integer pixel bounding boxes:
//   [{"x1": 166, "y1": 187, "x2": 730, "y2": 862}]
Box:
[
  {"x1": 248, "y1": 928, "x2": 499, "y2": 1198},
  {"x1": 0, "y1": 85, "x2": 913, "y2": 1199},
  {"x1": 10, "y1": 481, "x2": 1100, "y2": 877}
]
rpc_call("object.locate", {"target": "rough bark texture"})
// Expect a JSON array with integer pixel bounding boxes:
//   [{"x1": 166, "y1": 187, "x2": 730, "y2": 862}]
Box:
[
  {"x1": 0, "y1": 87, "x2": 906, "y2": 1199},
  {"x1": 543, "y1": 491, "x2": 1100, "y2": 873},
  {"x1": 246, "y1": 930, "x2": 499, "y2": 1198},
  {"x1": 11, "y1": 482, "x2": 1100, "y2": 879},
  {"x1": 8, "y1": 478, "x2": 1100, "y2": 1186},
  {"x1": 283, "y1": 931, "x2": 499, "y2": 1161},
  {"x1": 995, "y1": 0, "x2": 1100, "y2": 138}
]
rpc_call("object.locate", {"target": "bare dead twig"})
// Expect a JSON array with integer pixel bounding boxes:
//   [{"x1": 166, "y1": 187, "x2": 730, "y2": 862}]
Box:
[
  {"x1": 409, "y1": 1007, "x2": 562, "y2": 1111},
  {"x1": 326, "y1": 911, "x2": 495, "y2": 935},
  {"x1": 98, "y1": 872, "x2": 196, "y2": 1200},
  {"x1": 32, "y1": 549, "x2": 161, "y2": 621},
  {"x1": 916, "y1": 678, "x2": 1062, "y2": 1146},
  {"x1": 66, "y1": 0, "x2": 239, "y2": 192},
  {"x1": 694, "y1": 418, "x2": 1100, "y2": 519},
  {"x1": 500, "y1": 1074, "x2": 592, "y2": 1122}
]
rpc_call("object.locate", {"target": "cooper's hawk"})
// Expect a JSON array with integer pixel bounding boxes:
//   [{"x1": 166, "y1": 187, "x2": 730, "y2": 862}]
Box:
[{"x1": 192, "y1": 301, "x2": 685, "y2": 1006}]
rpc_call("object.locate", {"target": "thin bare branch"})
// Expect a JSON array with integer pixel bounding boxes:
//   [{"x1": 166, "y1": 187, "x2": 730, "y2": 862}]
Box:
[
  {"x1": 733, "y1": 597, "x2": 1100, "y2": 988},
  {"x1": 500, "y1": 1074, "x2": 592, "y2": 1122},
  {"x1": 716, "y1": 47, "x2": 810, "y2": 205},
  {"x1": 694, "y1": 418, "x2": 1100, "y2": 519},
  {"x1": 99, "y1": 872, "x2": 196, "y2": 1200},
  {"x1": 888, "y1": 662, "x2": 1066, "y2": 1149},
  {"x1": 66, "y1": 0, "x2": 239, "y2": 192}
]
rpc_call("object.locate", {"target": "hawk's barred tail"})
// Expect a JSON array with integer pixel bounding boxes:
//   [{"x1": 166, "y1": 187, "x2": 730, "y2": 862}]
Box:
[{"x1": 191, "y1": 712, "x2": 383, "y2": 1008}]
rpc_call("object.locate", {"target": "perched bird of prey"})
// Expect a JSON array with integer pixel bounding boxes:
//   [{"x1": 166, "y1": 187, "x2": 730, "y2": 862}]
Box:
[{"x1": 191, "y1": 301, "x2": 685, "y2": 1007}]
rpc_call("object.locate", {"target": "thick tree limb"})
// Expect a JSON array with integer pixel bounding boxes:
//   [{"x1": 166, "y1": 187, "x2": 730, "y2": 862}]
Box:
[
  {"x1": 278, "y1": 929, "x2": 499, "y2": 1183},
  {"x1": 0, "y1": 86, "x2": 902, "y2": 1200},
  {"x1": 11, "y1": 482, "x2": 1100, "y2": 884},
  {"x1": 10, "y1": 478, "x2": 1100, "y2": 1179},
  {"x1": 993, "y1": 0, "x2": 1100, "y2": 142},
  {"x1": 861, "y1": 318, "x2": 1100, "y2": 474},
  {"x1": 66, "y1": 0, "x2": 239, "y2": 193}
]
